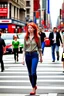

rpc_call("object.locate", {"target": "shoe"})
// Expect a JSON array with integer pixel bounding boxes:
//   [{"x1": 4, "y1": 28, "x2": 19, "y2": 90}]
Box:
[
  {"x1": 1, "y1": 69, "x2": 4, "y2": 72},
  {"x1": 57, "y1": 57, "x2": 59, "y2": 61},
  {"x1": 52, "y1": 60, "x2": 55, "y2": 62},
  {"x1": 63, "y1": 71, "x2": 64, "y2": 73},
  {"x1": 30, "y1": 91, "x2": 36, "y2": 95}
]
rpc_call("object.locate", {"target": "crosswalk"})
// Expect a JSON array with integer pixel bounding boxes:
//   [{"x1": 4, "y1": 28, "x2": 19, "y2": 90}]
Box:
[{"x1": 0, "y1": 51, "x2": 64, "y2": 96}]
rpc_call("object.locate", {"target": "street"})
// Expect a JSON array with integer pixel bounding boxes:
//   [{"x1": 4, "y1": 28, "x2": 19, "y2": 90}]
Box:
[{"x1": 0, "y1": 47, "x2": 64, "y2": 96}]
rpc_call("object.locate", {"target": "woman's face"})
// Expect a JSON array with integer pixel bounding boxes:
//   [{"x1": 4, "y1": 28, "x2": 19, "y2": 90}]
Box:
[{"x1": 28, "y1": 25, "x2": 34, "y2": 33}]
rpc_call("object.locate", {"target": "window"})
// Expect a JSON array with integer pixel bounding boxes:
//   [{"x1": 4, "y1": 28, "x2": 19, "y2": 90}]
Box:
[
  {"x1": 26, "y1": 8, "x2": 30, "y2": 14},
  {"x1": 0, "y1": 3, "x2": 7, "y2": 8},
  {"x1": 26, "y1": 1, "x2": 30, "y2": 7}
]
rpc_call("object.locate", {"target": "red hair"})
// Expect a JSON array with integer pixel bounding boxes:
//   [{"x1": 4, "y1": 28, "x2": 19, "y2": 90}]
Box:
[{"x1": 25, "y1": 22, "x2": 39, "y2": 44}]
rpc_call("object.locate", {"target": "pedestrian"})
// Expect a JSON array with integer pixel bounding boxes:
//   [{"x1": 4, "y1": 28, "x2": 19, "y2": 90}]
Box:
[
  {"x1": 61, "y1": 29, "x2": 64, "y2": 72},
  {"x1": 38, "y1": 27, "x2": 46, "y2": 55},
  {"x1": 0, "y1": 31, "x2": 6, "y2": 72},
  {"x1": 12, "y1": 35, "x2": 20, "y2": 63},
  {"x1": 22, "y1": 22, "x2": 43, "y2": 95},
  {"x1": 49, "y1": 27, "x2": 63, "y2": 62}
]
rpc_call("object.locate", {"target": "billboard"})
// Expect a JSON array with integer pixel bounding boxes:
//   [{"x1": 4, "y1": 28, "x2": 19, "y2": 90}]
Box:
[
  {"x1": 34, "y1": 0, "x2": 40, "y2": 11},
  {"x1": 0, "y1": 8, "x2": 8, "y2": 17}
]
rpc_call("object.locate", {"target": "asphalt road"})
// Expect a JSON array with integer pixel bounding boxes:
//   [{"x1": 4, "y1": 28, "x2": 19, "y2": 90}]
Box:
[{"x1": 0, "y1": 47, "x2": 64, "y2": 96}]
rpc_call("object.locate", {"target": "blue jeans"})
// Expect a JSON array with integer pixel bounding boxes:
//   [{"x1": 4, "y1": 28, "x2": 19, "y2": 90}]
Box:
[
  {"x1": 51, "y1": 43, "x2": 59, "y2": 61},
  {"x1": 25, "y1": 52, "x2": 38, "y2": 87},
  {"x1": 41, "y1": 42, "x2": 45, "y2": 54}
]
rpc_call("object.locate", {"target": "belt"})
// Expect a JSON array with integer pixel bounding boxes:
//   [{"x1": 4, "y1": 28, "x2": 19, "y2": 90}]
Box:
[{"x1": 26, "y1": 51, "x2": 37, "y2": 53}]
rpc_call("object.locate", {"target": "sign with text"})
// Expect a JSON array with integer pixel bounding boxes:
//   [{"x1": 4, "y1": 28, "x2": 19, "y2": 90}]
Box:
[
  {"x1": 0, "y1": 8, "x2": 8, "y2": 16},
  {"x1": 0, "y1": 19, "x2": 12, "y2": 23}
]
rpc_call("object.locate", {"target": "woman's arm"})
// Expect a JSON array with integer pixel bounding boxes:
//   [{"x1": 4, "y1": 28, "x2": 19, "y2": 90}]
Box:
[{"x1": 38, "y1": 36, "x2": 43, "y2": 63}]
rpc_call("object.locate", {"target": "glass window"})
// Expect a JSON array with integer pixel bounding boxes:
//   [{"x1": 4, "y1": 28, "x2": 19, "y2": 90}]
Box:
[
  {"x1": 26, "y1": 1, "x2": 30, "y2": 7},
  {"x1": 26, "y1": 8, "x2": 30, "y2": 14}
]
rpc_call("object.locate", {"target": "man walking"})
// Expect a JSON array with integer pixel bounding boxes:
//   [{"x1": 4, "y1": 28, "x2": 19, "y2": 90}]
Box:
[
  {"x1": 49, "y1": 27, "x2": 63, "y2": 62},
  {"x1": 0, "y1": 31, "x2": 6, "y2": 72}
]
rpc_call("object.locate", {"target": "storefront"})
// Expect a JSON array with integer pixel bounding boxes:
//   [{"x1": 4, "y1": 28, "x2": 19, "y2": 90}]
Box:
[
  {"x1": 0, "y1": 19, "x2": 25, "y2": 33},
  {"x1": 0, "y1": 2, "x2": 25, "y2": 33}
]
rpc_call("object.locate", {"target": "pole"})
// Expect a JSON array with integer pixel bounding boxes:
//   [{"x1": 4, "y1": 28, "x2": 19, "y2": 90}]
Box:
[
  {"x1": 63, "y1": 0, "x2": 64, "y2": 27},
  {"x1": 39, "y1": 0, "x2": 42, "y2": 26},
  {"x1": 7, "y1": 2, "x2": 9, "y2": 18},
  {"x1": 39, "y1": 9, "x2": 41, "y2": 26}
]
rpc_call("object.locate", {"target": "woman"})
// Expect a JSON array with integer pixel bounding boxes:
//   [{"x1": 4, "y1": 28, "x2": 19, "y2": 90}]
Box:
[
  {"x1": 22, "y1": 22, "x2": 43, "y2": 95},
  {"x1": 12, "y1": 35, "x2": 20, "y2": 63}
]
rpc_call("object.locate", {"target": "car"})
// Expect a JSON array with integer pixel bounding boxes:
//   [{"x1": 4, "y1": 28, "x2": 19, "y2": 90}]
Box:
[
  {"x1": 44, "y1": 32, "x2": 51, "y2": 47},
  {"x1": 1, "y1": 33, "x2": 17, "y2": 54},
  {"x1": 1, "y1": 33, "x2": 26, "y2": 54}
]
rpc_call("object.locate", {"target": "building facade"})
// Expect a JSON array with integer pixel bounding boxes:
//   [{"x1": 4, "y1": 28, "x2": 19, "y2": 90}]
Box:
[
  {"x1": 0, "y1": 0, "x2": 26, "y2": 33},
  {"x1": 25, "y1": 0, "x2": 51, "y2": 29},
  {"x1": 58, "y1": 1, "x2": 64, "y2": 29},
  {"x1": 25, "y1": 0, "x2": 33, "y2": 21}
]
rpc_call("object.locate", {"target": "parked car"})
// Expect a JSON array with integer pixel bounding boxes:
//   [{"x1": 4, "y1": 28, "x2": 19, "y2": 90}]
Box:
[
  {"x1": 1, "y1": 33, "x2": 26, "y2": 54},
  {"x1": 1, "y1": 33, "x2": 16, "y2": 54}
]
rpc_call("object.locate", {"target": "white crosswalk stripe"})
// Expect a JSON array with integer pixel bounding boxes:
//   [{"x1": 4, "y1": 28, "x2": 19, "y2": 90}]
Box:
[{"x1": 0, "y1": 47, "x2": 64, "y2": 96}]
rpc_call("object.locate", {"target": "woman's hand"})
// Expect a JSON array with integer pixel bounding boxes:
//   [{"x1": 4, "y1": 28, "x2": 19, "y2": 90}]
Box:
[{"x1": 40, "y1": 56, "x2": 43, "y2": 63}]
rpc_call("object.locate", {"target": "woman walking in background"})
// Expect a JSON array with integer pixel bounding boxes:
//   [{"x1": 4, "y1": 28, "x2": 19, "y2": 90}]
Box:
[
  {"x1": 12, "y1": 35, "x2": 20, "y2": 63},
  {"x1": 22, "y1": 22, "x2": 42, "y2": 95}
]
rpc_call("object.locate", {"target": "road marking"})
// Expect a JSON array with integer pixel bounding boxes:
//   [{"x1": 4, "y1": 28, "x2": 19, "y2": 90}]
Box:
[
  {"x1": 0, "y1": 75, "x2": 64, "y2": 78},
  {"x1": 0, "y1": 86, "x2": 64, "y2": 90},
  {"x1": 0, "y1": 71, "x2": 63, "y2": 74},
  {"x1": 3, "y1": 63, "x2": 62, "y2": 67},
  {"x1": 0, "y1": 94, "x2": 30, "y2": 96},
  {"x1": 40, "y1": 94, "x2": 47, "y2": 96},
  {"x1": 0, "y1": 94, "x2": 57, "y2": 96},
  {"x1": 4, "y1": 67, "x2": 63, "y2": 71},
  {"x1": 0, "y1": 79, "x2": 64, "y2": 82},
  {"x1": 48, "y1": 93, "x2": 57, "y2": 96}
]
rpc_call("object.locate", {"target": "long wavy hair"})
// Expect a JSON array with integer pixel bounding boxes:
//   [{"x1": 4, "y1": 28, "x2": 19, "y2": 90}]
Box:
[{"x1": 25, "y1": 22, "x2": 39, "y2": 44}]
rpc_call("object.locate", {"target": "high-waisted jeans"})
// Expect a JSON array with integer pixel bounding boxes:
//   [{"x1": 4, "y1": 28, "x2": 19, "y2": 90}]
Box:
[{"x1": 25, "y1": 51, "x2": 39, "y2": 87}]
